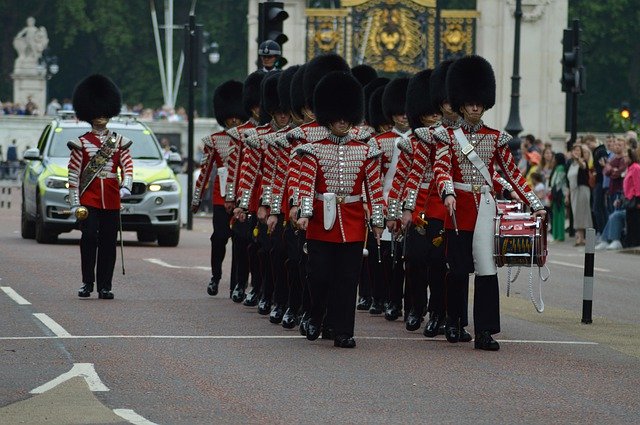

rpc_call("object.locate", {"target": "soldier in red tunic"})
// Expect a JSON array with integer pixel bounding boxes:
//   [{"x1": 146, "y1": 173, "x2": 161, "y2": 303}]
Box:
[
  {"x1": 296, "y1": 71, "x2": 386, "y2": 348},
  {"x1": 433, "y1": 56, "x2": 546, "y2": 351},
  {"x1": 68, "y1": 74, "x2": 133, "y2": 299},
  {"x1": 192, "y1": 80, "x2": 247, "y2": 296}
]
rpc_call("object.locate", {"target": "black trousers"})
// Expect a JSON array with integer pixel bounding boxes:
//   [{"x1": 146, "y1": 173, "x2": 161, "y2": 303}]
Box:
[
  {"x1": 256, "y1": 221, "x2": 273, "y2": 301},
  {"x1": 231, "y1": 215, "x2": 254, "y2": 291},
  {"x1": 444, "y1": 230, "x2": 499, "y2": 334},
  {"x1": 80, "y1": 207, "x2": 119, "y2": 291},
  {"x1": 270, "y1": 217, "x2": 289, "y2": 307},
  {"x1": 283, "y1": 223, "x2": 302, "y2": 313},
  {"x1": 405, "y1": 219, "x2": 446, "y2": 316},
  {"x1": 307, "y1": 240, "x2": 362, "y2": 338},
  {"x1": 299, "y1": 230, "x2": 311, "y2": 315},
  {"x1": 210, "y1": 205, "x2": 233, "y2": 283},
  {"x1": 358, "y1": 256, "x2": 371, "y2": 299},
  {"x1": 367, "y1": 236, "x2": 404, "y2": 307}
]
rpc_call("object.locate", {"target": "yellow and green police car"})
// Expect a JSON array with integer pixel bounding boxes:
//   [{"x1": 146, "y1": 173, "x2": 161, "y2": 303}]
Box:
[{"x1": 21, "y1": 112, "x2": 182, "y2": 246}]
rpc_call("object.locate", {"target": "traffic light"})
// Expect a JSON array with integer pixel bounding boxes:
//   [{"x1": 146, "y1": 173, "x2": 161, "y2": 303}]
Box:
[
  {"x1": 258, "y1": 2, "x2": 288, "y2": 48},
  {"x1": 620, "y1": 102, "x2": 631, "y2": 120},
  {"x1": 561, "y1": 20, "x2": 585, "y2": 94}
]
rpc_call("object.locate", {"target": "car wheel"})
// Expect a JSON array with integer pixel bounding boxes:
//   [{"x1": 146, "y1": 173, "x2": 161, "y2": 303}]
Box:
[
  {"x1": 21, "y1": 196, "x2": 36, "y2": 239},
  {"x1": 35, "y1": 198, "x2": 58, "y2": 244},
  {"x1": 157, "y1": 227, "x2": 180, "y2": 247},
  {"x1": 137, "y1": 230, "x2": 157, "y2": 243}
]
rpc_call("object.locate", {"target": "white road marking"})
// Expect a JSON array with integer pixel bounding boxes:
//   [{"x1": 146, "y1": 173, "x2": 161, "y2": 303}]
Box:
[
  {"x1": 113, "y1": 409, "x2": 158, "y2": 425},
  {"x1": 33, "y1": 313, "x2": 71, "y2": 337},
  {"x1": 144, "y1": 258, "x2": 209, "y2": 270},
  {"x1": 30, "y1": 363, "x2": 109, "y2": 394},
  {"x1": 547, "y1": 260, "x2": 610, "y2": 273},
  {"x1": 0, "y1": 334, "x2": 598, "y2": 346},
  {"x1": 1, "y1": 286, "x2": 31, "y2": 305}
]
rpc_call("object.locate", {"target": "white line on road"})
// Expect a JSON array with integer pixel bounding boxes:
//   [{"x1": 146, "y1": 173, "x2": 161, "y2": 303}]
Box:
[
  {"x1": 1, "y1": 286, "x2": 31, "y2": 305},
  {"x1": 113, "y1": 409, "x2": 158, "y2": 425},
  {"x1": 31, "y1": 363, "x2": 109, "y2": 394},
  {"x1": 144, "y1": 258, "x2": 209, "y2": 270},
  {"x1": 547, "y1": 260, "x2": 610, "y2": 273},
  {"x1": 33, "y1": 313, "x2": 71, "y2": 337},
  {"x1": 0, "y1": 334, "x2": 598, "y2": 346}
]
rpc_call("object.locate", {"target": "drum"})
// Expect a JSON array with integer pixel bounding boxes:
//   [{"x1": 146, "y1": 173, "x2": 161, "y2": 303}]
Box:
[
  {"x1": 496, "y1": 199, "x2": 523, "y2": 215},
  {"x1": 494, "y1": 212, "x2": 547, "y2": 267}
]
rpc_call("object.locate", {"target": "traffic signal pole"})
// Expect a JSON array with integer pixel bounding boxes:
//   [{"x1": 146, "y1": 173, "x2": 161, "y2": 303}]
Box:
[
  {"x1": 569, "y1": 19, "x2": 580, "y2": 149},
  {"x1": 562, "y1": 19, "x2": 584, "y2": 150}
]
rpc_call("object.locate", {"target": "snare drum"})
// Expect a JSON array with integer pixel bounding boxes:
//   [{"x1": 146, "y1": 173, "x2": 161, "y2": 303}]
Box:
[
  {"x1": 496, "y1": 199, "x2": 524, "y2": 215},
  {"x1": 494, "y1": 213, "x2": 547, "y2": 267}
]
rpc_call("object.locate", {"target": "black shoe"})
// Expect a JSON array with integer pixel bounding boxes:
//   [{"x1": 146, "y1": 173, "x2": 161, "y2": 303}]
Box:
[
  {"x1": 299, "y1": 313, "x2": 309, "y2": 336},
  {"x1": 405, "y1": 311, "x2": 421, "y2": 331},
  {"x1": 281, "y1": 308, "x2": 298, "y2": 329},
  {"x1": 231, "y1": 284, "x2": 246, "y2": 303},
  {"x1": 334, "y1": 335, "x2": 356, "y2": 348},
  {"x1": 258, "y1": 299, "x2": 271, "y2": 315},
  {"x1": 356, "y1": 296, "x2": 372, "y2": 311},
  {"x1": 98, "y1": 289, "x2": 114, "y2": 300},
  {"x1": 423, "y1": 313, "x2": 443, "y2": 338},
  {"x1": 269, "y1": 305, "x2": 284, "y2": 324},
  {"x1": 78, "y1": 283, "x2": 93, "y2": 298},
  {"x1": 321, "y1": 327, "x2": 334, "y2": 340},
  {"x1": 207, "y1": 278, "x2": 219, "y2": 296},
  {"x1": 474, "y1": 331, "x2": 500, "y2": 351},
  {"x1": 445, "y1": 324, "x2": 460, "y2": 343},
  {"x1": 384, "y1": 304, "x2": 401, "y2": 321},
  {"x1": 459, "y1": 327, "x2": 472, "y2": 343},
  {"x1": 243, "y1": 288, "x2": 258, "y2": 306},
  {"x1": 369, "y1": 300, "x2": 384, "y2": 315},
  {"x1": 306, "y1": 321, "x2": 320, "y2": 341}
]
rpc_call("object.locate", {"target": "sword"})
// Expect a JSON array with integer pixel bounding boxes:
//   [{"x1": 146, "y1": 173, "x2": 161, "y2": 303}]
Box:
[
  {"x1": 451, "y1": 208, "x2": 459, "y2": 235},
  {"x1": 119, "y1": 208, "x2": 125, "y2": 275}
]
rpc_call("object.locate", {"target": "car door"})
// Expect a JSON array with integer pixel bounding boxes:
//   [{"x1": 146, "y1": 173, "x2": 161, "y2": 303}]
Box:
[{"x1": 23, "y1": 124, "x2": 52, "y2": 217}]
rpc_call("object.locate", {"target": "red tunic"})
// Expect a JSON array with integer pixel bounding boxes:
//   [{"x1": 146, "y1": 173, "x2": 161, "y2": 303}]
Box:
[
  {"x1": 193, "y1": 130, "x2": 233, "y2": 207},
  {"x1": 224, "y1": 119, "x2": 258, "y2": 203},
  {"x1": 68, "y1": 131, "x2": 133, "y2": 210}
]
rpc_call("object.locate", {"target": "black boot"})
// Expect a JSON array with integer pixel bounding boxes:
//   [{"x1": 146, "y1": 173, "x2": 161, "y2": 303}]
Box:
[
  {"x1": 384, "y1": 303, "x2": 401, "y2": 321},
  {"x1": 356, "y1": 296, "x2": 372, "y2": 311},
  {"x1": 444, "y1": 317, "x2": 460, "y2": 343},
  {"x1": 231, "y1": 284, "x2": 246, "y2": 303},
  {"x1": 98, "y1": 289, "x2": 114, "y2": 300},
  {"x1": 459, "y1": 327, "x2": 472, "y2": 343},
  {"x1": 369, "y1": 299, "x2": 384, "y2": 315},
  {"x1": 334, "y1": 334, "x2": 356, "y2": 348},
  {"x1": 405, "y1": 310, "x2": 422, "y2": 331},
  {"x1": 474, "y1": 331, "x2": 500, "y2": 351},
  {"x1": 258, "y1": 298, "x2": 272, "y2": 315},
  {"x1": 423, "y1": 312, "x2": 443, "y2": 338},
  {"x1": 78, "y1": 283, "x2": 93, "y2": 298},
  {"x1": 299, "y1": 312, "x2": 309, "y2": 336},
  {"x1": 207, "y1": 277, "x2": 219, "y2": 296},
  {"x1": 269, "y1": 305, "x2": 284, "y2": 324},
  {"x1": 243, "y1": 288, "x2": 259, "y2": 306},
  {"x1": 281, "y1": 308, "x2": 298, "y2": 329}
]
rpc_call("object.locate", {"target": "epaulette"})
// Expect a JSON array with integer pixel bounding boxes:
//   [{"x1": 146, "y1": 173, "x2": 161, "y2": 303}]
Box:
[
  {"x1": 242, "y1": 128, "x2": 261, "y2": 149},
  {"x1": 293, "y1": 143, "x2": 315, "y2": 157},
  {"x1": 397, "y1": 137, "x2": 413, "y2": 154},
  {"x1": 286, "y1": 126, "x2": 305, "y2": 141},
  {"x1": 201, "y1": 135, "x2": 213, "y2": 148},
  {"x1": 304, "y1": 125, "x2": 331, "y2": 142},
  {"x1": 226, "y1": 127, "x2": 241, "y2": 140},
  {"x1": 413, "y1": 127, "x2": 432, "y2": 144},
  {"x1": 367, "y1": 144, "x2": 382, "y2": 159},
  {"x1": 353, "y1": 126, "x2": 372, "y2": 141},
  {"x1": 273, "y1": 132, "x2": 290, "y2": 148},
  {"x1": 497, "y1": 131, "x2": 512, "y2": 148},
  {"x1": 67, "y1": 139, "x2": 82, "y2": 150},
  {"x1": 432, "y1": 125, "x2": 450, "y2": 145}
]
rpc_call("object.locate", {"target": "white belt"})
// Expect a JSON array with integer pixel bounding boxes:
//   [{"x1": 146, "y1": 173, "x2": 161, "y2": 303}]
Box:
[
  {"x1": 314, "y1": 193, "x2": 361, "y2": 204},
  {"x1": 97, "y1": 171, "x2": 118, "y2": 179},
  {"x1": 453, "y1": 182, "x2": 491, "y2": 194}
]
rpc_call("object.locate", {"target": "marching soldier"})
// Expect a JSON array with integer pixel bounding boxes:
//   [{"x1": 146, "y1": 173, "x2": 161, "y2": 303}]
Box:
[
  {"x1": 296, "y1": 70, "x2": 386, "y2": 348},
  {"x1": 351, "y1": 64, "x2": 378, "y2": 90},
  {"x1": 433, "y1": 55, "x2": 546, "y2": 351},
  {"x1": 192, "y1": 80, "x2": 247, "y2": 296},
  {"x1": 68, "y1": 74, "x2": 133, "y2": 300},
  {"x1": 225, "y1": 71, "x2": 265, "y2": 303}
]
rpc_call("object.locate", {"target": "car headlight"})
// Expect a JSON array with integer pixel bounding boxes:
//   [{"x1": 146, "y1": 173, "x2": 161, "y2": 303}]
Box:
[
  {"x1": 45, "y1": 176, "x2": 69, "y2": 189},
  {"x1": 148, "y1": 179, "x2": 179, "y2": 192}
]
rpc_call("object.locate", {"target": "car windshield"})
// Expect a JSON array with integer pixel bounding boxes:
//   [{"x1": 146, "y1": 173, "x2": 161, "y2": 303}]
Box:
[{"x1": 47, "y1": 126, "x2": 163, "y2": 160}]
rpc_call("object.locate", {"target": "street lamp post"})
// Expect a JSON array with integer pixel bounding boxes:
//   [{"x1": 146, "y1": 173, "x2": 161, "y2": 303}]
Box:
[
  {"x1": 39, "y1": 48, "x2": 59, "y2": 107},
  {"x1": 504, "y1": 0, "x2": 523, "y2": 157},
  {"x1": 200, "y1": 31, "x2": 220, "y2": 117}
]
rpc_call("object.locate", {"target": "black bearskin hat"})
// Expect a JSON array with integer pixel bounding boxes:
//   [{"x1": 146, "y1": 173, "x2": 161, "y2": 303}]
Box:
[
  {"x1": 72, "y1": 74, "x2": 121, "y2": 123},
  {"x1": 261, "y1": 71, "x2": 282, "y2": 116},
  {"x1": 369, "y1": 85, "x2": 392, "y2": 131},
  {"x1": 242, "y1": 71, "x2": 265, "y2": 116},
  {"x1": 213, "y1": 80, "x2": 247, "y2": 126},
  {"x1": 446, "y1": 55, "x2": 496, "y2": 113},
  {"x1": 278, "y1": 65, "x2": 300, "y2": 114},
  {"x1": 303, "y1": 53, "x2": 350, "y2": 111},
  {"x1": 429, "y1": 59, "x2": 455, "y2": 111},
  {"x1": 314, "y1": 71, "x2": 364, "y2": 127},
  {"x1": 351, "y1": 64, "x2": 378, "y2": 87},
  {"x1": 363, "y1": 77, "x2": 389, "y2": 124},
  {"x1": 382, "y1": 77, "x2": 410, "y2": 122},
  {"x1": 290, "y1": 64, "x2": 306, "y2": 119},
  {"x1": 406, "y1": 69, "x2": 436, "y2": 130}
]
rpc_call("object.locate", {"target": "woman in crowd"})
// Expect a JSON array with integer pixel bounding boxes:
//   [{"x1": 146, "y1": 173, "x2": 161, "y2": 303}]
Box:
[
  {"x1": 567, "y1": 144, "x2": 593, "y2": 245},
  {"x1": 549, "y1": 153, "x2": 568, "y2": 242}
]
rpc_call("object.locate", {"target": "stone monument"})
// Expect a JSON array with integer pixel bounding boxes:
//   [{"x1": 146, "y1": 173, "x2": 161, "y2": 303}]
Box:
[{"x1": 11, "y1": 16, "x2": 50, "y2": 114}]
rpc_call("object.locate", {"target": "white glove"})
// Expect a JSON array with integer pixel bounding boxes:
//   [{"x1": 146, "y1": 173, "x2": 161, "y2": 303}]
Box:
[{"x1": 120, "y1": 187, "x2": 131, "y2": 199}]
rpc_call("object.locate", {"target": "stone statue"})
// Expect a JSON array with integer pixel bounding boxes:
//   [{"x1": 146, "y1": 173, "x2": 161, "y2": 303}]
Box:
[{"x1": 13, "y1": 16, "x2": 49, "y2": 69}]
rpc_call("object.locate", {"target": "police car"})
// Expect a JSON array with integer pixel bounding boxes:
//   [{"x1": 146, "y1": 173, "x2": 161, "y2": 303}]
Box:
[{"x1": 21, "y1": 111, "x2": 182, "y2": 246}]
